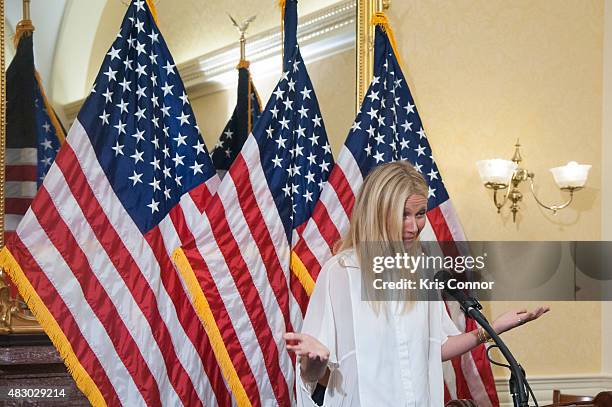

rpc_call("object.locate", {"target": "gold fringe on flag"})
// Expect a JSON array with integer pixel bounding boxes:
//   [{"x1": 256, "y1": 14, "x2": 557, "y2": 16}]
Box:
[
  {"x1": 172, "y1": 247, "x2": 252, "y2": 407},
  {"x1": 290, "y1": 251, "x2": 315, "y2": 296},
  {"x1": 278, "y1": 0, "x2": 286, "y2": 67},
  {"x1": 277, "y1": 0, "x2": 286, "y2": 19},
  {"x1": 247, "y1": 74, "x2": 253, "y2": 132},
  {"x1": 371, "y1": 12, "x2": 403, "y2": 67},
  {"x1": 0, "y1": 247, "x2": 107, "y2": 407},
  {"x1": 146, "y1": 0, "x2": 159, "y2": 26}
]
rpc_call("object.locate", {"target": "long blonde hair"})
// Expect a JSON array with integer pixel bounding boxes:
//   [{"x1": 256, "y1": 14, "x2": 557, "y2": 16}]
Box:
[{"x1": 337, "y1": 161, "x2": 429, "y2": 313}]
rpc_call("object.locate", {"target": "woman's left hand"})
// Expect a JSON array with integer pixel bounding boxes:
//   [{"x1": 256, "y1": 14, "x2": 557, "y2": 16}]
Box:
[{"x1": 492, "y1": 306, "x2": 550, "y2": 335}]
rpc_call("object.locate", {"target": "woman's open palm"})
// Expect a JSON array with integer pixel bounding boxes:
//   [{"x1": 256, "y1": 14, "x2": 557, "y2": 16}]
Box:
[{"x1": 493, "y1": 306, "x2": 550, "y2": 334}]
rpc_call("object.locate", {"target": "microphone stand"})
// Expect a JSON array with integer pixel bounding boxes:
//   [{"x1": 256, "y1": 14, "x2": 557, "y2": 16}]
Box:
[{"x1": 454, "y1": 297, "x2": 530, "y2": 407}]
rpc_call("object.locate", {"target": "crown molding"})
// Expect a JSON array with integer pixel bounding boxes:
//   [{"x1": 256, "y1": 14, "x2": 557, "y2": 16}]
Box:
[{"x1": 63, "y1": 0, "x2": 356, "y2": 124}]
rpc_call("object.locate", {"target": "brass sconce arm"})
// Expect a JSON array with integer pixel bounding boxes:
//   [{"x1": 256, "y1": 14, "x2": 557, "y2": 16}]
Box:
[
  {"x1": 485, "y1": 182, "x2": 510, "y2": 213},
  {"x1": 527, "y1": 174, "x2": 578, "y2": 214},
  {"x1": 492, "y1": 187, "x2": 508, "y2": 213}
]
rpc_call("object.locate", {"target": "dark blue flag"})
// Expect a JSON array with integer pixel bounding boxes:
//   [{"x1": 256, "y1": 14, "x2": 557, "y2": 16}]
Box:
[
  {"x1": 5, "y1": 29, "x2": 65, "y2": 239},
  {"x1": 210, "y1": 63, "x2": 262, "y2": 176}
]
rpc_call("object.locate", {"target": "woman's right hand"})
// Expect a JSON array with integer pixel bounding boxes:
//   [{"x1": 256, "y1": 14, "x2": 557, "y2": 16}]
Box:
[
  {"x1": 283, "y1": 332, "x2": 330, "y2": 363},
  {"x1": 284, "y1": 332, "x2": 330, "y2": 384}
]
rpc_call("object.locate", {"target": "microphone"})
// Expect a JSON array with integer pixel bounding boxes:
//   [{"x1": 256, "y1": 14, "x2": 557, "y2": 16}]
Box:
[
  {"x1": 434, "y1": 270, "x2": 530, "y2": 406},
  {"x1": 433, "y1": 269, "x2": 483, "y2": 317}
]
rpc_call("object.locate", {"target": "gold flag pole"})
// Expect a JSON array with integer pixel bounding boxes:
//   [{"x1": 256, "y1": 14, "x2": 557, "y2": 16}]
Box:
[
  {"x1": 23, "y1": 0, "x2": 31, "y2": 20},
  {"x1": 14, "y1": 0, "x2": 34, "y2": 46}
]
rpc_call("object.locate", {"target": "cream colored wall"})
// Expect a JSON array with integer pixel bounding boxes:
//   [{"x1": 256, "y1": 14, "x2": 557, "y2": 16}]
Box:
[
  {"x1": 389, "y1": 0, "x2": 602, "y2": 240},
  {"x1": 51, "y1": 0, "x2": 106, "y2": 104},
  {"x1": 386, "y1": 0, "x2": 604, "y2": 378},
  {"x1": 602, "y1": 0, "x2": 612, "y2": 376},
  {"x1": 191, "y1": 48, "x2": 356, "y2": 153}
]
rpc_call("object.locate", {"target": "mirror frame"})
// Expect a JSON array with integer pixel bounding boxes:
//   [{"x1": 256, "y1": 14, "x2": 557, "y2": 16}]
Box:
[
  {"x1": 1, "y1": 0, "x2": 5, "y2": 248},
  {"x1": 356, "y1": 0, "x2": 388, "y2": 112},
  {"x1": 0, "y1": 0, "x2": 10, "y2": 334},
  {"x1": 356, "y1": 0, "x2": 375, "y2": 112}
]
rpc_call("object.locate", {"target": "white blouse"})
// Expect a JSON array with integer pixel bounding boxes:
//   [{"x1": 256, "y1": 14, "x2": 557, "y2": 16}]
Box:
[{"x1": 297, "y1": 250, "x2": 461, "y2": 407}]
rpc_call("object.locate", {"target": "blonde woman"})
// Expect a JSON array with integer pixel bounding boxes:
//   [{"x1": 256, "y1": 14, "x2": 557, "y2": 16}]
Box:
[{"x1": 284, "y1": 161, "x2": 549, "y2": 407}]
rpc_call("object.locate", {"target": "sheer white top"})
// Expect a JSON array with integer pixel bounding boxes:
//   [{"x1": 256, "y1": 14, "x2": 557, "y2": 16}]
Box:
[{"x1": 296, "y1": 250, "x2": 460, "y2": 407}]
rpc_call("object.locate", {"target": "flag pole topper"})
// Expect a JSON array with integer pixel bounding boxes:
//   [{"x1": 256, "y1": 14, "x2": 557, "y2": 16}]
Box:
[
  {"x1": 228, "y1": 14, "x2": 257, "y2": 66},
  {"x1": 15, "y1": 0, "x2": 34, "y2": 47}
]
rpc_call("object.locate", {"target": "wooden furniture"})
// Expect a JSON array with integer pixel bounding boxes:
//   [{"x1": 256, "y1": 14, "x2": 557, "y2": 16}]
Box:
[
  {"x1": 553, "y1": 389, "x2": 595, "y2": 404},
  {"x1": 592, "y1": 391, "x2": 612, "y2": 406},
  {"x1": 543, "y1": 390, "x2": 612, "y2": 407},
  {"x1": 0, "y1": 335, "x2": 89, "y2": 406}
]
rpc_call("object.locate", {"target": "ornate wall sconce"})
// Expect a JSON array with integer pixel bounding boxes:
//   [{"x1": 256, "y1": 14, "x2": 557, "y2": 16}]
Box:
[{"x1": 476, "y1": 141, "x2": 591, "y2": 222}]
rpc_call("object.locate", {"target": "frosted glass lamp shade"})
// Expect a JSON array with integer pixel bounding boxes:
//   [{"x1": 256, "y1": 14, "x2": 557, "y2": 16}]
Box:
[
  {"x1": 549, "y1": 161, "x2": 591, "y2": 188},
  {"x1": 476, "y1": 159, "x2": 517, "y2": 185}
]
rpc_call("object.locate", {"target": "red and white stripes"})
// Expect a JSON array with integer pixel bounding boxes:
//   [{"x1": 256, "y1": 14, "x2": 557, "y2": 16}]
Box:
[
  {"x1": 9, "y1": 119, "x2": 230, "y2": 406},
  {"x1": 176, "y1": 135, "x2": 305, "y2": 407},
  {"x1": 5, "y1": 148, "x2": 38, "y2": 237}
]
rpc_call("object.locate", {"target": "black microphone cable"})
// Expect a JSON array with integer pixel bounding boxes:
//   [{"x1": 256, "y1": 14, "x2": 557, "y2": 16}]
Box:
[{"x1": 485, "y1": 340, "x2": 539, "y2": 406}]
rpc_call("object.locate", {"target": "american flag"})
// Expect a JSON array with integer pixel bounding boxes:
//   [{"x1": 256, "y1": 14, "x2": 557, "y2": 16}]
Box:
[
  {"x1": 210, "y1": 62, "x2": 262, "y2": 177},
  {"x1": 291, "y1": 15, "x2": 500, "y2": 406},
  {"x1": 0, "y1": 1, "x2": 233, "y2": 405},
  {"x1": 5, "y1": 31, "x2": 65, "y2": 242},
  {"x1": 173, "y1": 1, "x2": 333, "y2": 405}
]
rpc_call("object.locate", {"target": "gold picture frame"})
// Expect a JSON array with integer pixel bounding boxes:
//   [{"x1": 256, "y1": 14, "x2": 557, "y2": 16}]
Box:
[
  {"x1": 1, "y1": 0, "x2": 6, "y2": 249},
  {"x1": 356, "y1": 0, "x2": 389, "y2": 112}
]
